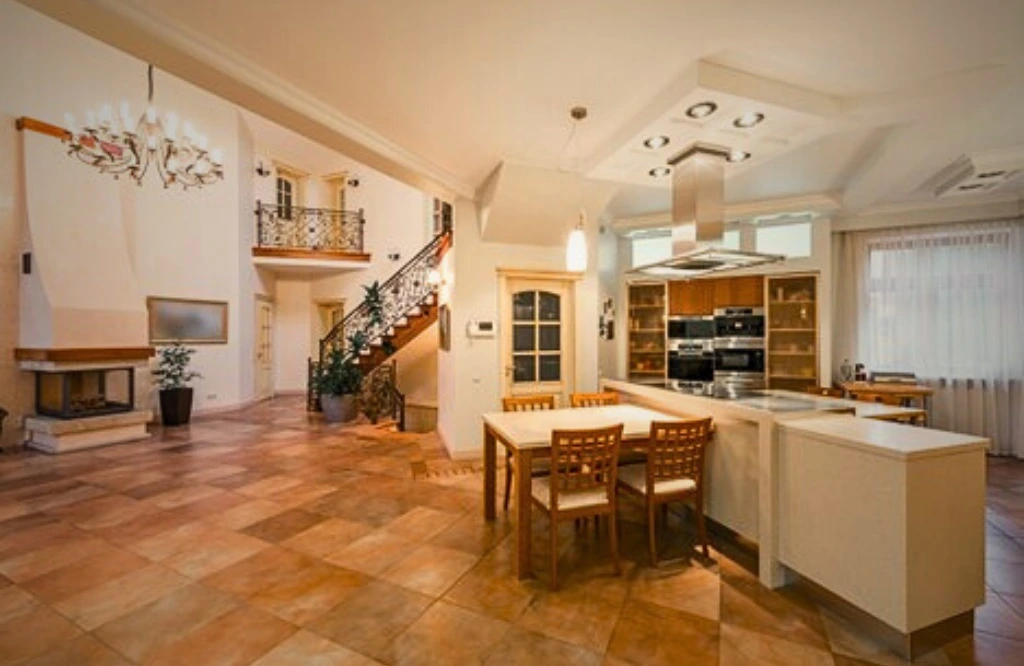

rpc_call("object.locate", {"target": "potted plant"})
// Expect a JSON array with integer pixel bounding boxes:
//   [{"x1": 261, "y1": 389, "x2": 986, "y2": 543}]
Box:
[
  {"x1": 153, "y1": 342, "x2": 202, "y2": 426},
  {"x1": 316, "y1": 336, "x2": 364, "y2": 423}
]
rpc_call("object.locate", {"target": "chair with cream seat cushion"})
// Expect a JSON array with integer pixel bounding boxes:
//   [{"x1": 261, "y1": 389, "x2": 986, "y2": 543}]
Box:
[
  {"x1": 531, "y1": 423, "x2": 623, "y2": 589},
  {"x1": 618, "y1": 417, "x2": 713, "y2": 564},
  {"x1": 501, "y1": 394, "x2": 556, "y2": 512}
]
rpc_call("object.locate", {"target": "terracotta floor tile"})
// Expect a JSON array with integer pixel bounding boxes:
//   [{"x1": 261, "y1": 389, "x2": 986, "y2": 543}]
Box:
[
  {"x1": 92, "y1": 506, "x2": 202, "y2": 546},
  {"x1": 173, "y1": 489, "x2": 250, "y2": 521},
  {"x1": 380, "y1": 543, "x2": 479, "y2": 597},
  {"x1": 943, "y1": 633, "x2": 1024, "y2": 666},
  {"x1": 21, "y1": 546, "x2": 150, "y2": 604},
  {"x1": 0, "y1": 501, "x2": 34, "y2": 523},
  {"x1": 821, "y1": 609, "x2": 952, "y2": 666},
  {"x1": 428, "y1": 512, "x2": 514, "y2": 556},
  {"x1": 986, "y1": 560, "x2": 1024, "y2": 595},
  {"x1": 146, "y1": 605, "x2": 297, "y2": 666},
  {"x1": 77, "y1": 468, "x2": 171, "y2": 492},
  {"x1": 326, "y1": 530, "x2": 418, "y2": 576},
  {"x1": 608, "y1": 599, "x2": 719, "y2": 666},
  {"x1": 93, "y1": 583, "x2": 239, "y2": 662},
  {"x1": 443, "y1": 545, "x2": 538, "y2": 623},
  {"x1": 308, "y1": 580, "x2": 434, "y2": 661},
  {"x1": 0, "y1": 512, "x2": 62, "y2": 540},
  {"x1": 629, "y1": 560, "x2": 721, "y2": 621},
  {"x1": 211, "y1": 498, "x2": 289, "y2": 529},
  {"x1": 483, "y1": 626, "x2": 603, "y2": 666},
  {"x1": 281, "y1": 517, "x2": 374, "y2": 559},
  {"x1": 243, "y1": 508, "x2": 329, "y2": 543},
  {"x1": 384, "y1": 600, "x2": 510, "y2": 666},
  {"x1": 719, "y1": 622, "x2": 835, "y2": 665},
  {"x1": 987, "y1": 534, "x2": 1024, "y2": 564},
  {"x1": 16, "y1": 633, "x2": 134, "y2": 666},
  {"x1": 122, "y1": 477, "x2": 189, "y2": 500},
  {"x1": 236, "y1": 474, "x2": 305, "y2": 498},
  {"x1": 719, "y1": 559, "x2": 830, "y2": 650},
  {"x1": 268, "y1": 481, "x2": 339, "y2": 509},
  {"x1": 250, "y1": 629, "x2": 385, "y2": 666},
  {"x1": 248, "y1": 560, "x2": 369, "y2": 625},
  {"x1": 0, "y1": 585, "x2": 38, "y2": 624},
  {"x1": 0, "y1": 601, "x2": 82, "y2": 666},
  {"x1": 0, "y1": 533, "x2": 112, "y2": 583},
  {"x1": 202, "y1": 547, "x2": 313, "y2": 597},
  {"x1": 515, "y1": 581, "x2": 626, "y2": 653},
  {"x1": 53, "y1": 563, "x2": 190, "y2": 630},
  {"x1": 382, "y1": 506, "x2": 464, "y2": 542},
  {"x1": 976, "y1": 589, "x2": 1024, "y2": 641}
]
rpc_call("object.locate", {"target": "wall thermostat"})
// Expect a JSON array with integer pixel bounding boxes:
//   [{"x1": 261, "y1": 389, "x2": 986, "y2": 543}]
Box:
[{"x1": 467, "y1": 320, "x2": 496, "y2": 338}]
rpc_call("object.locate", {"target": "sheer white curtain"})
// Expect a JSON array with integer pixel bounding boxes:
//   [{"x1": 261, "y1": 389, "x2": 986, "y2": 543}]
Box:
[{"x1": 835, "y1": 218, "x2": 1024, "y2": 457}]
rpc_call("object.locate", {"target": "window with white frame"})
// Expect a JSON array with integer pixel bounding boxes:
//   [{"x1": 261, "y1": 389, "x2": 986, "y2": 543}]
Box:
[
  {"x1": 276, "y1": 173, "x2": 297, "y2": 220},
  {"x1": 755, "y1": 221, "x2": 812, "y2": 258}
]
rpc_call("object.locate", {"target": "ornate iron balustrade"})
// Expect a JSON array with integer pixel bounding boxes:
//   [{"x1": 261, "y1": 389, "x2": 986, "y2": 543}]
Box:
[
  {"x1": 255, "y1": 201, "x2": 365, "y2": 253},
  {"x1": 319, "y1": 231, "x2": 449, "y2": 366},
  {"x1": 360, "y1": 360, "x2": 405, "y2": 430}
]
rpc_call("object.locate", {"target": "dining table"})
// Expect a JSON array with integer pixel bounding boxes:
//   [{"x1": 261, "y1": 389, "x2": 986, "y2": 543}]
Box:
[{"x1": 482, "y1": 403, "x2": 681, "y2": 579}]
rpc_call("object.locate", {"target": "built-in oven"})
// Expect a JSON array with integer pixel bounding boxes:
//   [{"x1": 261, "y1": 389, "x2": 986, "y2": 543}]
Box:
[
  {"x1": 714, "y1": 307, "x2": 765, "y2": 341},
  {"x1": 668, "y1": 340, "x2": 715, "y2": 391},
  {"x1": 714, "y1": 338, "x2": 766, "y2": 391},
  {"x1": 668, "y1": 315, "x2": 715, "y2": 341}
]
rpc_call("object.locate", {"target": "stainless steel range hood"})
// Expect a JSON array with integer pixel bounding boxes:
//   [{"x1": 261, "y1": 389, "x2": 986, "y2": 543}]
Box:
[{"x1": 628, "y1": 144, "x2": 785, "y2": 279}]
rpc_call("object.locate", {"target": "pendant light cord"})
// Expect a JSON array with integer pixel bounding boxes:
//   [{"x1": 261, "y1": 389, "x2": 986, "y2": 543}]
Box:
[{"x1": 147, "y1": 64, "x2": 154, "y2": 103}]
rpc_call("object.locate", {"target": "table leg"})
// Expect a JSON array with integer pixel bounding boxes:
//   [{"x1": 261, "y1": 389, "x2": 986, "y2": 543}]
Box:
[
  {"x1": 515, "y1": 448, "x2": 534, "y2": 579},
  {"x1": 483, "y1": 425, "x2": 496, "y2": 521}
]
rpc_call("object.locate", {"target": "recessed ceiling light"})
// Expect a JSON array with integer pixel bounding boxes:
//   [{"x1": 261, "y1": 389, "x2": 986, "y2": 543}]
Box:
[
  {"x1": 643, "y1": 135, "x2": 670, "y2": 149},
  {"x1": 733, "y1": 112, "x2": 765, "y2": 129},
  {"x1": 727, "y1": 150, "x2": 751, "y2": 163},
  {"x1": 958, "y1": 183, "x2": 985, "y2": 191},
  {"x1": 685, "y1": 102, "x2": 718, "y2": 119},
  {"x1": 648, "y1": 166, "x2": 671, "y2": 178},
  {"x1": 976, "y1": 170, "x2": 1006, "y2": 179}
]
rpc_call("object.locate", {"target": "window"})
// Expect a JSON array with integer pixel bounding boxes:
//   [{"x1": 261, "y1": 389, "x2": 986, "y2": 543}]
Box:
[
  {"x1": 631, "y1": 235, "x2": 671, "y2": 268},
  {"x1": 512, "y1": 290, "x2": 562, "y2": 383},
  {"x1": 756, "y1": 221, "x2": 811, "y2": 258},
  {"x1": 276, "y1": 174, "x2": 296, "y2": 220},
  {"x1": 722, "y1": 229, "x2": 741, "y2": 250}
]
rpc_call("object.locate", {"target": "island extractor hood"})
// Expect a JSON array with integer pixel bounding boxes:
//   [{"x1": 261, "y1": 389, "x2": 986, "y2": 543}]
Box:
[{"x1": 628, "y1": 144, "x2": 785, "y2": 279}]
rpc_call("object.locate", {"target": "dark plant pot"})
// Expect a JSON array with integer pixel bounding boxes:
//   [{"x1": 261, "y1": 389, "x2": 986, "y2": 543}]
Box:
[
  {"x1": 321, "y1": 394, "x2": 357, "y2": 423},
  {"x1": 159, "y1": 387, "x2": 194, "y2": 426}
]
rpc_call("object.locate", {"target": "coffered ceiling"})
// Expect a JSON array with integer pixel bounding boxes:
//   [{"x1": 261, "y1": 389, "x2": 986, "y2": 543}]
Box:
[{"x1": 19, "y1": 0, "x2": 1024, "y2": 218}]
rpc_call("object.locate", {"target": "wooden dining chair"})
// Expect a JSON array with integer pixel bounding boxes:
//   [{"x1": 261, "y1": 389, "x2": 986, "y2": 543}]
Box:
[
  {"x1": 617, "y1": 417, "x2": 714, "y2": 564},
  {"x1": 849, "y1": 390, "x2": 903, "y2": 406},
  {"x1": 805, "y1": 386, "x2": 844, "y2": 398},
  {"x1": 531, "y1": 423, "x2": 623, "y2": 589},
  {"x1": 570, "y1": 391, "x2": 619, "y2": 408},
  {"x1": 501, "y1": 394, "x2": 556, "y2": 512}
]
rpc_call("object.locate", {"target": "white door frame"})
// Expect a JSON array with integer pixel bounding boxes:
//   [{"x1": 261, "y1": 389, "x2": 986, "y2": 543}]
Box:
[{"x1": 254, "y1": 297, "x2": 274, "y2": 401}]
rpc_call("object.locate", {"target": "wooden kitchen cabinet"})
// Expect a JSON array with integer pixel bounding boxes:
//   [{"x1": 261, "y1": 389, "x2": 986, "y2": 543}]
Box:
[
  {"x1": 668, "y1": 280, "x2": 715, "y2": 315},
  {"x1": 711, "y1": 276, "x2": 765, "y2": 308}
]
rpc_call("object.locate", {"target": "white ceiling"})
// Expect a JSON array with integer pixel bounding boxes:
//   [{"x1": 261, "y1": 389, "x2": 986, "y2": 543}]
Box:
[{"x1": 24, "y1": 0, "x2": 1024, "y2": 218}]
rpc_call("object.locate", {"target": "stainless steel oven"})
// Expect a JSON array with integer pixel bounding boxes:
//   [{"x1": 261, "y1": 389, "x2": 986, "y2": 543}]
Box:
[
  {"x1": 714, "y1": 338, "x2": 766, "y2": 391},
  {"x1": 668, "y1": 340, "x2": 714, "y2": 389},
  {"x1": 668, "y1": 315, "x2": 715, "y2": 341},
  {"x1": 714, "y1": 307, "x2": 765, "y2": 341}
]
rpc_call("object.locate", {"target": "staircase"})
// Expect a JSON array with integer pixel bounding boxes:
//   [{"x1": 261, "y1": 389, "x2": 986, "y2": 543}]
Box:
[{"x1": 308, "y1": 229, "x2": 451, "y2": 418}]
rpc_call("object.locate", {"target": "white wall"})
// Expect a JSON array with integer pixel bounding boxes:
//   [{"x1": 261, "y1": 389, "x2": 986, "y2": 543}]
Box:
[
  {"x1": 273, "y1": 280, "x2": 314, "y2": 392},
  {"x1": 438, "y1": 198, "x2": 601, "y2": 457},
  {"x1": 0, "y1": 2, "x2": 254, "y2": 414}
]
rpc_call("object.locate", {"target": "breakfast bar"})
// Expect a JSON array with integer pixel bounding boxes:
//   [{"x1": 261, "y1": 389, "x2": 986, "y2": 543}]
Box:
[{"x1": 597, "y1": 378, "x2": 989, "y2": 658}]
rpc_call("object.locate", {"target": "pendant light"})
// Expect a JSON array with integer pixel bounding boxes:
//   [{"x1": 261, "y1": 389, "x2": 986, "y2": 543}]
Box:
[{"x1": 564, "y1": 106, "x2": 588, "y2": 272}]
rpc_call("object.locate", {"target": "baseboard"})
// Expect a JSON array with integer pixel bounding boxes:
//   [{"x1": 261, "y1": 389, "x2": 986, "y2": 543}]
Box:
[{"x1": 436, "y1": 426, "x2": 481, "y2": 461}]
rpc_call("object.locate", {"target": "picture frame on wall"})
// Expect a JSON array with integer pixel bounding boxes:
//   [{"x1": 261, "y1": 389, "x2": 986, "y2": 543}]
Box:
[
  {"x1": 439, "y1": 304, "x2": 451, "y2": 351},
  {"x1": 147, "y1": 297, "x2": 229, "y2": 344}
]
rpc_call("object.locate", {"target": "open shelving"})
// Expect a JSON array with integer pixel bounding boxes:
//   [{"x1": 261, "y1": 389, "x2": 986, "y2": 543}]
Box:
[
  {"x1": 628, "y1": 283, "x2": 666, "y2": 381},
  {"x1": 766, "y1": 273, "x2": 819, "y2": 391}
]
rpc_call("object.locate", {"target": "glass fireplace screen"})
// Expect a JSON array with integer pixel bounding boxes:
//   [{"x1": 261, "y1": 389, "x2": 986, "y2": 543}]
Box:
[{"x1": 36, "y1": 368, "x2": 134, "y2": 419}]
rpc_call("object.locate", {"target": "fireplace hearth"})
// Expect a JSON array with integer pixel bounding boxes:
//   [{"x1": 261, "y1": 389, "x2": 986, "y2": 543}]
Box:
[{"x1": 35, "y1": 367, "x2": 134, "y2": 419}]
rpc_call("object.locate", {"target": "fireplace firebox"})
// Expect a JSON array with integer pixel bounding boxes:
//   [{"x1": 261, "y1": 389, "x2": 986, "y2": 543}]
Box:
[{"x1": 35, "y1": 367, "x2": 135, "y2": 419}]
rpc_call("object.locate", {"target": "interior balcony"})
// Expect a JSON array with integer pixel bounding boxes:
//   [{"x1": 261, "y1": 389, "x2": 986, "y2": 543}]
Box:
[{"x1": 251, "y1": 201, "x2": 372, "y2": 275}]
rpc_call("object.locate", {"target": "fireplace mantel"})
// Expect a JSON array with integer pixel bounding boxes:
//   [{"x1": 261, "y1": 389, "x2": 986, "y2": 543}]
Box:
[{"x1": 15, "y1": 347, "x2": 154, "y2": 363}]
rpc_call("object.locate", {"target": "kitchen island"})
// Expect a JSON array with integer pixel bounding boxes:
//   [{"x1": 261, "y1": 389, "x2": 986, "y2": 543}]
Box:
[{"x1": 601, "y1": 378, "x2": 988, "y2": 658}]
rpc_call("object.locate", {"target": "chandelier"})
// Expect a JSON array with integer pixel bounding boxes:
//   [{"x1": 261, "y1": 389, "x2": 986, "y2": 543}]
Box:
[
  {"x1": 63, "y1": 65, "x2": 223, "y2": 190},
  {"x1": 563, "y1": 106, "x2": 588, "y2": 272}
]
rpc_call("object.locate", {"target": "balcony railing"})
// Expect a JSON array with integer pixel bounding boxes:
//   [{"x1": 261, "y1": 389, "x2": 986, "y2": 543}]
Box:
[{"x1": 255, "y1": 201, "x2": 365, "y2": 254}]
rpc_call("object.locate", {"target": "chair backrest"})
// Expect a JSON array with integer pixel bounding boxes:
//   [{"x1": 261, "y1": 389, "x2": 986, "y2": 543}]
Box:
[
  {"x1": 805, "y1": 386, "x2": 843, "y2": 398},
  {"x1": 570, "y1": 391, "x2": 619, "y2": 408},
  {"x1": 549, "y1": 424, "x2": 623, "y2": 507},
  {"x1": 647, "y1": 418, "x2": 714, "y2": 488},
  {"x1": 850, "y1": 391, "x2": 902, "y2": 406},
  {"x1": 502, "y1": 394, "x2": 556, "y2": 412}
]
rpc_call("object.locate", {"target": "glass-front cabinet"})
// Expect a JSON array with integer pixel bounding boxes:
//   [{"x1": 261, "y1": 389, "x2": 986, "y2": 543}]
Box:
[
  {"x1": 628, "y1": 283, "x2": 666, "y2": 381},
  {"x1": 766, "y1": 273, "x2": 819, "y2": 390}
]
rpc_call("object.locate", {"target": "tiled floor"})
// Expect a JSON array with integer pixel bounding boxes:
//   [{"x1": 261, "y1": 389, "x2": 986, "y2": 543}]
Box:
[{"x1": 0, "y1": 397, "x2": 1022, "y2": 665}]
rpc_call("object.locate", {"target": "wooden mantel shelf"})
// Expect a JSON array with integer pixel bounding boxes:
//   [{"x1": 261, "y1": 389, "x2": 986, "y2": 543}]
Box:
[{"x1": 15, "y1": 347, "x2": 155, "y2": 363}]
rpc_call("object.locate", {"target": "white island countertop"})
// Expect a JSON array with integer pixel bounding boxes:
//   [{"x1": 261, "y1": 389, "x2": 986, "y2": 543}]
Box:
[{"x1": 777, "y1": 414, "x2": 988, "y2": 460}]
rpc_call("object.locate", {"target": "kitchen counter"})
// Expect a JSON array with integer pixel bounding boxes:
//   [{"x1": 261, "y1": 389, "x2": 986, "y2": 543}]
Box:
[{"x1": 601, "y1": 377, "x2": 987, "y2": 656}]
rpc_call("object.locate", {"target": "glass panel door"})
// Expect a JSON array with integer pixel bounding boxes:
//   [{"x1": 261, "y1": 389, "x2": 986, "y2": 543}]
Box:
[{"x1": 502, "y1": 278, "x2": 573, "y2": 405}]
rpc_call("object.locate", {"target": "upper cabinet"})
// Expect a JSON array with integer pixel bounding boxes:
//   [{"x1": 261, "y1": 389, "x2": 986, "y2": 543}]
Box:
[
  {"x1": 729, "y1": 276, "x2": 766, "y2": 308},
  {"x1": 668, "y1": 280, "x2": 715, "y2": 315}
]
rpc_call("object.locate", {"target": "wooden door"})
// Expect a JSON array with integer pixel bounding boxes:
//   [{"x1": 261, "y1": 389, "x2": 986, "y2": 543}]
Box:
[
  {"x1": 501, "y1": 278, "x2": 574, "y2": 407},
  {"x1": 255, "y1": 300, "x2": 274, "y2": 400}
]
